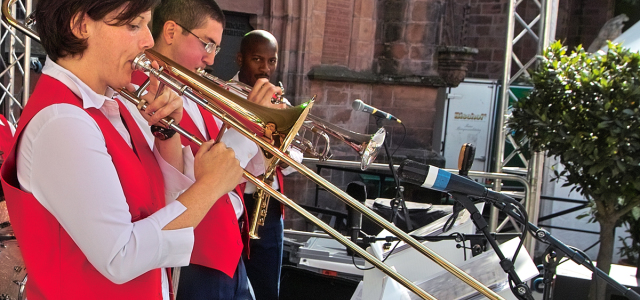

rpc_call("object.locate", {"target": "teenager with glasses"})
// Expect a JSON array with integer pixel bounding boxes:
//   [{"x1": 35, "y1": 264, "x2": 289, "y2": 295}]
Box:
[
  {"x1": 125, "y1": 0, "x2": 286, "y2": 299},
  {"x1": 173, "y1": 22, "x2": 222, "y2": 55}
]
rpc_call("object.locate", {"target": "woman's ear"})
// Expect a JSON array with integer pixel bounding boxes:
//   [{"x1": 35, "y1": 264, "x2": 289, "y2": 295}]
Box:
[{"x1": 70, "y1": 12, "x2": 89, "y2": 39}]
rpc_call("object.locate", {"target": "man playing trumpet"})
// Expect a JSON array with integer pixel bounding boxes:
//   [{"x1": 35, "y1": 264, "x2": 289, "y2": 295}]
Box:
[{"x1": 236, "y1": 30, "x2": 303, "y2": 300}]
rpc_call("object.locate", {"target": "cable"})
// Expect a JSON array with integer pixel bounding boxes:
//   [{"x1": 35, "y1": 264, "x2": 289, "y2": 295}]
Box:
[
  {"x1": 443, "y1": 201, "x2": 464, "y2": 232},
  {"x1": 501, "y1": 199, "x2": 533, "y2": 300},
  {"x1": 352, "y1": 254, "x2": 374, "y2": 271},
  {"x1": 351, "y1": 236, "x2": 402, "y2": 271},
  {"x1": 492, "y1": 195, "x2": 529, "y2": 267},
  {"x1": 569, "y1": 246, "x2": 596, "y2": 298},
  {"x1": 391, "y1": 122, "x2": 407, "y2": 157},
  {"x1": 452, "y1": 232, "x2": 468, "y2": 261},
  {"x1": 510, "y1": 205, "x2": 527, "y2": 266}
]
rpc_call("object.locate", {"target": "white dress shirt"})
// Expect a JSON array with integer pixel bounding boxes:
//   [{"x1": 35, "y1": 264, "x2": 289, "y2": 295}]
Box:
[{"x1": 16, "y1": 57, "x2": 194, "y2": 299}]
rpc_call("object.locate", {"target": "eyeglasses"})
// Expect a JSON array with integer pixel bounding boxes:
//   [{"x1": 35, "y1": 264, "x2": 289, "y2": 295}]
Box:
[{"x1": 174, "y1": 22, "x2": 221, "y2": 55}]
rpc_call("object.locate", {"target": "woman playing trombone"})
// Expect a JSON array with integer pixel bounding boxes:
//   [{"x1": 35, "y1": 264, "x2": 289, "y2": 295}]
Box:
[{"x1": 0, "y1": 0, "x2": 243, "y2": 299}]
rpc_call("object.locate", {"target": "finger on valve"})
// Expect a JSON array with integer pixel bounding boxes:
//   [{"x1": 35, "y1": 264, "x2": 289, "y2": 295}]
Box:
[{"x1": 248, "y1": 78, "x2": 283, "y2": 108}]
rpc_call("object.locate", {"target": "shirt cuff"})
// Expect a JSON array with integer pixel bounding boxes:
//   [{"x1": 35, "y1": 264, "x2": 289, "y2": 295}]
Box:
[
  {"x1": 147, "y1": 201, "x2": 194, "y2": 268},
  {"x1": 153, "y1": 147, "x2": 195, "y2": 204},
  {"x1": 106, "y1": 201, "x2": 193, "y2": 282}
]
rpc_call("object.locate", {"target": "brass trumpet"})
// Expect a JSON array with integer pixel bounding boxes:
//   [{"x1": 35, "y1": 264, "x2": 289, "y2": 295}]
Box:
[
  {"x1": 2, "y1": 1, "x2": 504, "y2": 298},
  {"x1": 195, "y1": 68, "x2": 386, "y2": 169},
  {"x1": 194, "y1": 68, "x2": 386, "y2": 239}
]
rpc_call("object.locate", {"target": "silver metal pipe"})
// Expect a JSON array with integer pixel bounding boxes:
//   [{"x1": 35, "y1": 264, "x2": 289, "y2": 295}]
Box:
[
  {"x1": 492, "y1": 0, "x2": 518, "y2": 232},
  {"x1": 21, "y1": 0, "x2": 30, "y2": 106},
  {"x1": 524, "y1": 0, "x2": 556, "y2": 256},
  {"x1": 283, "y1": 229, "x2": 332, "y2": 239},
  {"x1": 302, "y1": 158, "x2": 531, "y2": 189},
  {"x1": 6, "y1": 0, "x2": 15, "y2": 119}
]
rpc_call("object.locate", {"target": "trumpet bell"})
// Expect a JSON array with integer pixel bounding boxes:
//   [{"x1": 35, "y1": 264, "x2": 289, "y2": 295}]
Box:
[
  {"x1": 304, "y1": 114, "x2": 386, "y2": 170},
  {"x1": 361, "y1": 127, "x2": 386, "y2": 170}
]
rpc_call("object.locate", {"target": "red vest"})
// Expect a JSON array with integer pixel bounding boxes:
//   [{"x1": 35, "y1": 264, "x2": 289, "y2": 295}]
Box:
[
  {"x1": 0, "y1": 114, "x2": 14, "y2": 162},
  {"x1": 0, "y1": 75, "x2": 166, "y2": 299},
  {"x1": 132, "y1": 71, "x2": 247, "y2": 277}
]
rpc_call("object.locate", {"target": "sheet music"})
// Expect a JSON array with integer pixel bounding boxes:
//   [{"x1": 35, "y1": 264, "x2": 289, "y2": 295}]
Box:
[
  {"x1": 408, "y1": 251, "x2": 509, "y2": 300},
  {"x1": 408, "y1": 238, "x2": 538, "y2": 300}
]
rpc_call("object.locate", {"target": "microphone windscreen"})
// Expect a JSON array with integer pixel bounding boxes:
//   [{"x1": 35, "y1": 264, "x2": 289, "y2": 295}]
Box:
[
  {"x1": 352, "y1": 99, "x2": 365, "y2": 111},
  {"x1": 398, "y1": 160, "x2": 431, "y2": 187}
]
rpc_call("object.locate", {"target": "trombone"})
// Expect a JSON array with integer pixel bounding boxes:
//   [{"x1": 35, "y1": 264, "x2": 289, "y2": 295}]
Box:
[{"x1": 2, "y1": 2, "x2": 503, "y2": 299}]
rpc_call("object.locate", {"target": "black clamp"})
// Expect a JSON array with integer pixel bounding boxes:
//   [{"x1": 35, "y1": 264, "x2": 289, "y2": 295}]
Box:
[{"x1": 151, "y1": 125, "x2": 177, "y2": 140}]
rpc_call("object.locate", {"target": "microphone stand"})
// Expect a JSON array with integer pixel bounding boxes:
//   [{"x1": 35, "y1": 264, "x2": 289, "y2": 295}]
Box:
[
  {"x1": 449, "y1": 192, "x2": 534, "y2": 300},
  {"x1": 360, "y1": 231, "x2": 521, "y2": 260},
  {"x1": 376, "y1": 116, "x2": 413, "y2": 231},
  {"x1": 485, "y1": 196, "x2": 640, "y2": 300},
  {"x1": 360, "y1": 232, "x2": 521, "y2": 244}
]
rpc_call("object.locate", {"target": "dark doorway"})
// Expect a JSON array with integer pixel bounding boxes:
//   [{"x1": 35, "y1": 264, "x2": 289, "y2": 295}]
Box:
[{"x1": 208, "y1": 11, "x2": 254, "y2": 80}]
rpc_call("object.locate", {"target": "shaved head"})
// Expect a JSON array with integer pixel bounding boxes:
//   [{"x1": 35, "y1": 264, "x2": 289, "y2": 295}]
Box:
[{"x1": 240, "y1": 30, "x2": 278, "y2": 55}]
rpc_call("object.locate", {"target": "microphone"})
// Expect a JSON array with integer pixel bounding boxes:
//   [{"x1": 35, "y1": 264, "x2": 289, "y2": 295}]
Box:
[
  {"x1": 352, "y1": 99, "x2": 402, "y2": 123},
  {"x1": 398, "y1": 159, "x2": 505, "y2": 201}
]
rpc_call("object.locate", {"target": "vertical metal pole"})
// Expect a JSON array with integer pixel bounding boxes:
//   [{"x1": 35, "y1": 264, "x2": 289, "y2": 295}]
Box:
[
  {"x1": 6, "y1": 0, "x2": 16, "y2": 119},
  {"x1": 22, "y1": 0, "x2": 31, "y2": 105},
  {"x1": 524, "y1": 0, "x2": 556, "y2": 253},
  {"x1": 525, "y1": 152, "x2": 545, "y2": 251},
  {"x1": 490, "y1": 0, "x2": 516, "y2": 231}
]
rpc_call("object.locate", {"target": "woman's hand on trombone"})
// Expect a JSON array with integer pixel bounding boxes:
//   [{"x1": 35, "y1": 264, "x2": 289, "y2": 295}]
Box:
[
  {"x1": 136, "y1": 61, "x2": 184, "y2": 126},
  {"x1": 125, "y1": 61, "x2": 186, "y2": 172}
]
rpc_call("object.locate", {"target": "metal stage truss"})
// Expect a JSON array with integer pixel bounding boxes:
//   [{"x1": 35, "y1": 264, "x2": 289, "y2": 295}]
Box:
[
  {"x1": 0, "y1": 0, "x2": 31, "y2": 128},
  {"x1": 492, "y1": 0, "x2": 557, "y2": 253}
]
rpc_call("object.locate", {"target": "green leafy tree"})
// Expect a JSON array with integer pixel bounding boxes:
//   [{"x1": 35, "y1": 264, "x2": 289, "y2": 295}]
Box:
[{"x1": 508, "y1": 41, "x2": 640, "y2": 300}]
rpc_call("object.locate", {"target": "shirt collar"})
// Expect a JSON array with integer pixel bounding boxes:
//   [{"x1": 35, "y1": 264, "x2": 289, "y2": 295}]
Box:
[{"x1": 42, "y1": 56, "x2": 117, "y2": 110}]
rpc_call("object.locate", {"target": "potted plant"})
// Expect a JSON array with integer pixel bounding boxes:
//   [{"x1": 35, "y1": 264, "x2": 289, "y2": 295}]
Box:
[
  {"x1": 508, "y1": 41, "x2": 640, "y2": 300},
  {"x1": 436, "y1": 0, "x2": 478, "y2": 87}
]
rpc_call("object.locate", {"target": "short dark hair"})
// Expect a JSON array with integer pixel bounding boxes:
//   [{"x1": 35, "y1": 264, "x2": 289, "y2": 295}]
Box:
[
  {"x1": 35, "y1": 0, "x2": 159, "y2": 61},
  {"x1": 151, "y1": 0, "x2": 225, "y2": 40}
]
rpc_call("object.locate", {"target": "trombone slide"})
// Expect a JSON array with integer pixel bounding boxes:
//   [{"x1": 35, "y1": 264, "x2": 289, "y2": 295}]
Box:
[{"x1": 129, "y1": 50, "x2": 504, "y2": 300}]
